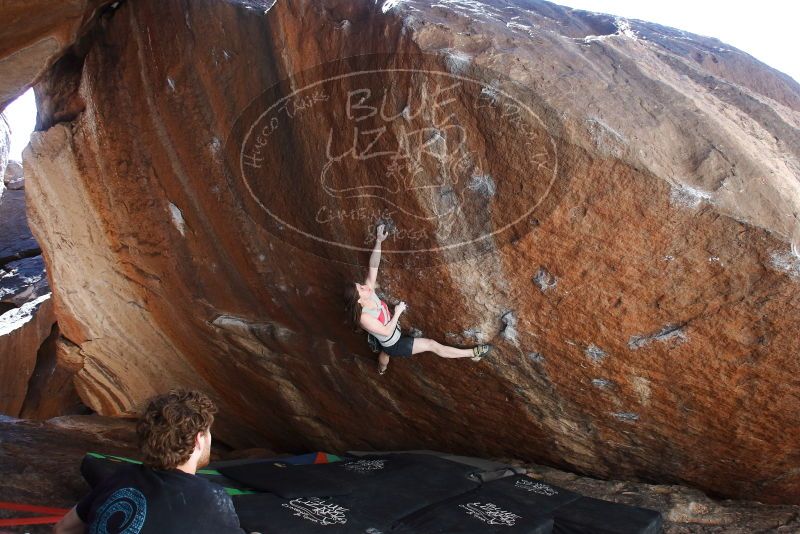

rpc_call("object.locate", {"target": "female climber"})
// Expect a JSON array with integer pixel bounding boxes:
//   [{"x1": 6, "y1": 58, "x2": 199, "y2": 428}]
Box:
[{"x1": 344, "y1": 223, "x2": 492, "y2": 375}]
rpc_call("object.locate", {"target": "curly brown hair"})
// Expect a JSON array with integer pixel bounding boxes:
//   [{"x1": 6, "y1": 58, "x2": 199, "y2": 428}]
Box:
[{"x1": 136, "y1": 389, "x2": 217, "y2": 470}]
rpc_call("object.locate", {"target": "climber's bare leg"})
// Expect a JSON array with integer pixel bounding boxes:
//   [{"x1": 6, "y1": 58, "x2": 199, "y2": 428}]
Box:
[
  {"x1": 377, "y1": 351, "x2": 390, "y2": 374},
  {"x1": 411, "y1": 338, "x2": 474, "y2": 359}
]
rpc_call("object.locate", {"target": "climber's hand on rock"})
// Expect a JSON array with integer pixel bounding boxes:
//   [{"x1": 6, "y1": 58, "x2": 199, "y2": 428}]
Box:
[{"x1": 376, "y1": 223, "x2": 389, "y2": 243}]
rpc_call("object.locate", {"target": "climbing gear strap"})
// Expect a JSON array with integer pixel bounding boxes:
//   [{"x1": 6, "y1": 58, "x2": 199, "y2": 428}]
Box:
[{"x1": 0, "y1": 501, "x2": 69, "y2": 527}]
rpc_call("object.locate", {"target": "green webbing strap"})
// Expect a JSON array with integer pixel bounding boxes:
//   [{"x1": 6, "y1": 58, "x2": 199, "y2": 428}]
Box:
[
  {"x1": 87, "y1": 452, "x2": 142, "y2": 464},
  {"x1": 224, "y1": 488, "x2": 256, "y2": 496}
]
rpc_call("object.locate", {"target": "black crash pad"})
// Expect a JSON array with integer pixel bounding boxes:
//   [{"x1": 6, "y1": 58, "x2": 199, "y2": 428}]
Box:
[
  {"x1": 394, "y1": 474, "x2": 663, "y2": 534},
  {"x1": 219, "y1": 453, "x2": 480, "y2": 499},
  {"x1": 330, "y1": 454, "x2": 482, "y2": 526},
  {"x1": 478, "y1": 475, "x2": 582, "y2": 514},
  {"x1": 552, "y1": 496, "x2": 663, "y2": 534},
  {"x1": 219, "y1": 460, "x2": 353, "y2": 498},
  {"x1": 393, "y1": 487, "x2": 555, "y2": 533},
  {"x1": 226, "y1": 454, "x2": 482, "y2": 531},
  {"x1": 232, "y1": 493, "x2": 380, "y2": 534},
  {"x1": 392, "y1": 474, "x2": 579, "y2": 533}
]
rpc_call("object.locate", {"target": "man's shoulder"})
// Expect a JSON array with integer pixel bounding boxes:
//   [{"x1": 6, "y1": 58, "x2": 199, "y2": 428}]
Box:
[
  {"x1": 149, "y1": 467, "x2": 217, "y2": 488},
  {"x1": 82, "y1": 468, "x2": 242, "y2": 534},
  {"x1": 103, "y1": 464, "x2": 217, "y2": 494},
  {"x1": 89, "y1": 466, "x2": 232, "y2": 512},
  {"x1": 151, "y1": 469, "x2": 231, "y2": 503}
]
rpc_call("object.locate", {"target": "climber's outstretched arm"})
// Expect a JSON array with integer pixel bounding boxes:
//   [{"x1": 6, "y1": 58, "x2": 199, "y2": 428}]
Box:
[{"x1": 365, "y1": 224, "x2": 388, "y2": 289}]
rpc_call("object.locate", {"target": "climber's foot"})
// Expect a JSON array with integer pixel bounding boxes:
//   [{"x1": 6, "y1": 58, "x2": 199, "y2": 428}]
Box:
[
  {"x1": 471, "y1": 344, "x2": 492, "y2": 362},
  {"x1": 377, "y1": 354, "x2": 389, "y2": 375}
]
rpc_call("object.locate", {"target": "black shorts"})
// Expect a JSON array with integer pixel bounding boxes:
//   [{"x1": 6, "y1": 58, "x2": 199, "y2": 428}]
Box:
[{"x1": 381, "y1": 335, "x2": 415, "y2": 357}]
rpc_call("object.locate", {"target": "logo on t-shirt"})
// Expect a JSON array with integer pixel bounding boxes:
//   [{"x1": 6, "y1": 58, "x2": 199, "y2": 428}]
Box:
[
  {"x1": 459, "y1": 502, "x2": 521, "y2": 526},
  {"x1": 91, "y1": 487, "x2": 147, "y2": 534}
]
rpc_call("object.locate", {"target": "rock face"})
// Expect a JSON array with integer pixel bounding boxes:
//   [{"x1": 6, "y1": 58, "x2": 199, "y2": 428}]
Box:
[
  {"x1": 12, "y1": 0, "x2": 800, "y2": 505},
  {"x1": 0, "y1": 0, "x2": 114, "y2": 111},
  {"x1": 0, "y1": 162, "x2": 49, "y2": 306},
  {"x1": 0, "y1": 151, "x2": 63, "y2": 418},
  {"x1": 0, "y1": 115, "x2": 8, "y2": 193},
  {"x1": 0, "y1": 294, "x2": 56, "y2": 415},
  {"x1": 0, "y1": 415, "x2": 138, "y2": 524},
  {"x1": 514, "y1": 459, "x2": 800, "y2": 533},
  {"x1": 4, "y1": 159, "x2": 24, "y2": 189},
  {"x1": 0, "y1": 188, "x2": 40, "y2": 263},
  {"x1": 19, "y1": 332, "x2": 89, "y2": 419}
]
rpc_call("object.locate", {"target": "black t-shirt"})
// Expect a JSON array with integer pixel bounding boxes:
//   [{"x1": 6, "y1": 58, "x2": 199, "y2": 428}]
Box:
[{"x1": 76, "y1": 463, "x2": 246, "y2": 534}]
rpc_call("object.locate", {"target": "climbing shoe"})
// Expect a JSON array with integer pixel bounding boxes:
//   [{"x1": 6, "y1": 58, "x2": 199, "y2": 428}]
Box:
[{"x1": 471, "y1": 344, "x2": 492, "y2": 362}]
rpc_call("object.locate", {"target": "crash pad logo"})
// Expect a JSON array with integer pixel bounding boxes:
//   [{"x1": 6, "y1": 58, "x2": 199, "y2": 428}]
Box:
[
  {"x1": 282, "y1": 497, "x2": 348, "y2": 525},
  {"x1": 342, "y1": 459, "x2": 387, "y2": 472},
  {"x1": 514, "y1": 478, "x2": 558, "y2": 496},
  {"x1": 459, "y1": 502, "x2": 522, "y2": 526},
  {"x1": 91, "y1": 487, "x2": 147, "y2": 534},
  {"x1": 226, "y1": 53, "x2": 562, "y2": 266}
]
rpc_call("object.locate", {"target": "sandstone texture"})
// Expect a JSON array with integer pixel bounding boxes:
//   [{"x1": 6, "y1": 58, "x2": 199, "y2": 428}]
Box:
[
  {"x1": 0, "y1": 294, "x2": 56, "y2": 416},
  {"x1": 513, "y1": 458, "x2": 800, "y2": 533},
  {"x1": 3, "y1": 0, "x2": 798, "y2": 505},
  {"x1": 0, "y1": 151, "x2": 61, "y2": 418},
  {"x1": 19, "y1": 332, "x2": 89, "y2": 419},
  {"x1": 0, "y1": 415, "x2": 137, "y2": 533},
  {"x1": 0, "y1": 0, "x2": 114, "y2": 111}
]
